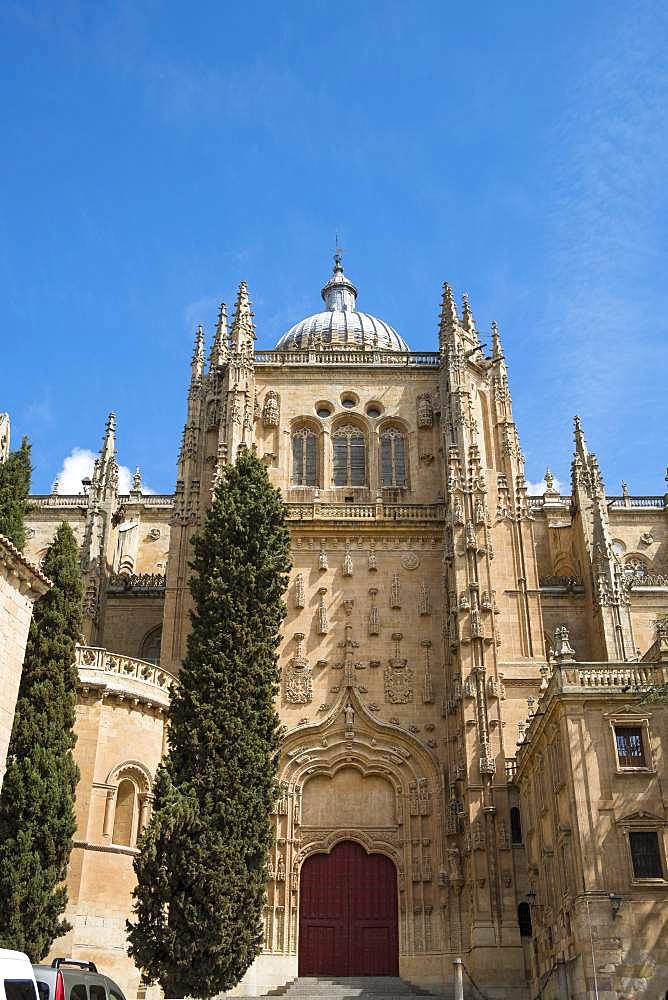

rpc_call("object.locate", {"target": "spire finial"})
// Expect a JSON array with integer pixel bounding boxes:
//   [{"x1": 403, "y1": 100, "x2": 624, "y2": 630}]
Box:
[
  {"x1": 333, "y1": 233, "x2": 346, "y2": 273},
  {"x1": 461, "y1": 292, "x2": 477, "y2": 335},
  {"x1": 191, "y1": 324, "x2": 205, "y2": 381},
  {"x1": 131, "y1": 466, "x2": 142, "y2": 494},
  {"x1": 209, "y1": 302, "x2": 229, "y2": 369},
  {"x1": 230, "y1": 281, "x2": 256, "y2": 353},
  {"x1": 491, "y1": 320, "x2": 504, "y2": 358}
]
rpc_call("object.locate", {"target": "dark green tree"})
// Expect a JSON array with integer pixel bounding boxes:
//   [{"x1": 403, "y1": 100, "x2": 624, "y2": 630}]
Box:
[
  {"x1": 128, "y1": 448, "x2": 291, "y2": 999},
  {"x1": 0, "y1": 522, "x2": 83, "y2": 958},
  {"x1": 0, "y1": 437, "x2": 32, "y2": 549}
]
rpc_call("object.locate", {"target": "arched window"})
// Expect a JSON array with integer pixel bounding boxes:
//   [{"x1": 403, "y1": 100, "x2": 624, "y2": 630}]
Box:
[
  {"x1": 510, "y1": 806, "x2": 523, "y2": 844},
  {"x1": 140, "y1": 627, "x2": 162, "y2": 665},
  {"x1": 518, "y1": 902, "x2": 532, "y2": 938},
  {"x1": 332, "y1": 425, "x2": 366, "y2": 487},
  {"x1": 380, "y1": 427, "x2": 407, "y2": 488},
  {"x1": 292, "y1": 428, "x2": 317, "y2": 486},
  {"x1": 112, "y1": 779, "x2": 136, "y2": 846}
]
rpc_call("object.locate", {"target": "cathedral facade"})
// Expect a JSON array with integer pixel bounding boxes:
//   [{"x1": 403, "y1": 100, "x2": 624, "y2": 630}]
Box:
[{"x1": 18, "y1": 257, "x2": 668, "y2": 999}]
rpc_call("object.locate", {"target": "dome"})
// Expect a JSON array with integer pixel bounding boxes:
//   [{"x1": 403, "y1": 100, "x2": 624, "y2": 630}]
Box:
[{"x1": 274, "y1": 254, "x2": 410, "y2": 353}]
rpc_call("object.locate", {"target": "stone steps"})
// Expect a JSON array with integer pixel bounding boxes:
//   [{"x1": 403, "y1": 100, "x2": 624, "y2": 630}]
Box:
[{"x1": 252, "y1": 976, "x2": 445, "y2": 999}]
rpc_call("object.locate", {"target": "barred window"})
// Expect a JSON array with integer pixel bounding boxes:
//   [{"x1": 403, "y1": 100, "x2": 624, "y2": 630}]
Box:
[
  {"x1": 510, "y1": 806, "x2": 523, "y2": 844},
  {"x1": 629, "y1": 832, "x2": 663, "y2": 878},
  {"x1": 380, "y1": 427, "x2": 407, "y2": 488},
  {"x1": 615, "y1": 726, "x2": 646, "y2": 768},
  {"x1": 292, "y1": 428, "x2": 317, "y2": 486},
  {"x1": 332, "y1": 425, "x2": 366, "y2": 487}
]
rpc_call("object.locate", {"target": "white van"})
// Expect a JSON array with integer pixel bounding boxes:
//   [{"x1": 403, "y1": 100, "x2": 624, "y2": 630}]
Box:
[{"x1": 0, "y1": 950, "x2": 39, "y2": 1000}]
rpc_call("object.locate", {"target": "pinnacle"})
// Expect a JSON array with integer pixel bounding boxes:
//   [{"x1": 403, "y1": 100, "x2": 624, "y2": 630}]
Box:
[
  {"x1": 209, "y1": 302, "x2": 229, "y2": 369},
  {"x1": 231, "y1": 279, "x2": 256, "y2": 350},
  {"x1": 461, "y1": 292, "x2": 477, "y2": 334},
  {"x1": 191, "y1": 324, "x2": 205, "y2": 380},
  {"x1": 439, "y1": 281, "x2": 459, "y2": 335},
  {"x1": 491, "y1": 320, "x2": 504, "y2": 358}
]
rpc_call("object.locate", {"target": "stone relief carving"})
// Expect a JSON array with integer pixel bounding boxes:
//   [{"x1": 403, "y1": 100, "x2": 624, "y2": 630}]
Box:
[
  {"x1": 317, "y1": 588, "x2": 328, "y2": 635},
  {"x1": 418, "y1": 581, "x2": 431, "y2": 616},
  {"x1": 294, "y1": 572, "x2": 305, "y2": 609},
  {"x1": 416, "y1": 393, "x2": 434, "y2": 428},
  {"x1": 390, "y1": 573, "x2": 401, "y2": 609},
  {"x1": 400, "y1": 552, "x2": 420, "y2": 571},
  {"x1": 262, "y1": 390, "x2": 280, "y2": 428},
  {"x1": 368, "y1": 588, "x2": 380, "y2": 636},
  {"x1": 285, "y1": 633, "x2": 312, "y2": 704},
  {"x1": 343, "y1": 541, "x2": 353, "y2": 577}
]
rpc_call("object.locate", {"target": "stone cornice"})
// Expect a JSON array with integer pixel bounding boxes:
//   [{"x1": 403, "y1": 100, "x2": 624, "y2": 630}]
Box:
[{"x1": 0, "y1": 533, "x2": 51, "y2": 597}]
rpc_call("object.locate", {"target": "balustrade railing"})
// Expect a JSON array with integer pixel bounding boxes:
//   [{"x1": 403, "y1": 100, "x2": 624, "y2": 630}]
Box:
[
  {"x1": 255, "y1": 350, "x2": 440, "y2": 366},
  {"x1": 286, "y1": 501, "x2": 446, "y2": 522},
  {"x1": 75, "y1": 645, "x2": 176, "y2": 695},
  {"x1": 559, "y1": 661, "x2": 667, "y2": 690}
]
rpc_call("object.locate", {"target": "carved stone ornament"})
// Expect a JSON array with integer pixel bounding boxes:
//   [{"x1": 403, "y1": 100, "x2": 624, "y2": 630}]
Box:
[
  {"x1": 262, "y1": 390, "x2": 280, "y2": 428},
  {"x1": 368, "y1": 548, "x2": 378, "y2": 571},
  {"x1": 317, "y1": 588, "x2": 328, "y2": 635},
  {"x1": 390, "y1": 573, "x2": 401, "y2": 609},
  {"x1": 384, "y1": 660, "x2": 414, "y2": 704},
  {"x1": 148, "y1": 527, "x2": 161, "y2": 540},
  {"x1": 400, "y1": 552, "x2": 420, "y2": 571},
  {"x1": 416, "y1": 393, "x2": 434, "y2": 428},
  {"x1": 343, "y1": 546, "x2": 354, "y2": 577},
  {"x1": 285, "y1": 633, "x2": 312, "y2": 704},
  {"x1": 294, "y1": 572, "x2": 305, "y2": 609}
]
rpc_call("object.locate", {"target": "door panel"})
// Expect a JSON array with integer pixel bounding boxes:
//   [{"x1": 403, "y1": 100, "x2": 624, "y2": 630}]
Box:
[{"x1": 298, "y1": 841, "x2": 398, "y2": 976}]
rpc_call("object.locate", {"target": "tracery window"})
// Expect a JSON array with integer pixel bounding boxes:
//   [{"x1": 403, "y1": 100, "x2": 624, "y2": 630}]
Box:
[
  {"x1": 292, "y1": 428, "x2": 317, "y2": 486},
  {"x1": 380, "y1": 427, "x2": 407, "y2": 488},
  {"x1": 332, "y1": 425, "x2": 366, "y2": 487}
]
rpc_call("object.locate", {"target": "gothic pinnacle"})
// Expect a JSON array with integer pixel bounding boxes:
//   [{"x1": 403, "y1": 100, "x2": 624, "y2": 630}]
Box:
[
  {"x1": 191, "y1": 324, "x2": 205, "y2": 381},
  {"x1": 491, "y1": 320, "x2": 504, "y2": 359},
  {"x1": 461, "y1": 292, "x2": 477, "y2": 335},
  {"x1": 439, "y1": 282, "x2": 459, "y2": 345},
  {"x1": 230, "y1": 280, "x2": 256, "y2": 353},
  {"x1": 209, "y1": 302, "x2": 229, "y2": 370}
]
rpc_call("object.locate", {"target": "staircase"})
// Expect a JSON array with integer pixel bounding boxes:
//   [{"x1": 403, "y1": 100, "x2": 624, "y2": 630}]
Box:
[{"x1": 253, "y1": 977, "x2": 444, "y2": 999}]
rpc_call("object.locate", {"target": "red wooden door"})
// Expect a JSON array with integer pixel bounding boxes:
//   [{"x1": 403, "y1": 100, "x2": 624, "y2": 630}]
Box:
[{"x1": 299, "y1": 841, "x2": 399, "y2": 976}]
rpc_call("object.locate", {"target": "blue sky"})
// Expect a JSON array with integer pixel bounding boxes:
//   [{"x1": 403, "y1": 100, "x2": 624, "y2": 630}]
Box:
[{"x1": 1, "y1": 0, "x2": 666, "y2": 495}]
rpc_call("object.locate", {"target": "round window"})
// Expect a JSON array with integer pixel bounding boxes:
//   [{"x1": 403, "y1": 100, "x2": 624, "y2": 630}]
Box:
[
  {"x1": 366, "y1": 406, "x2": 381, "y2": 418},
  {"x1": 317, "y1": 406, "x2": 332, "y2": 418},
  {"x1": 341, "y1": 398, "x2": 356, "y2": 408},
  {"x1": 340, "y1": 392, "x2": 359, "y2": 409}
]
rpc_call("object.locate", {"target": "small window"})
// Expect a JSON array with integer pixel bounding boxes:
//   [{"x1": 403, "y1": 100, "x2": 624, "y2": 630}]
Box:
[
  {"x1": 341, "y1": 398, "x2": 356, "y2": 409},
  {"x1": 517, "y1": 902, "x2": 532, "y2": 937},
  {"x1": 615, "y1": 726, "x2": 646, "y2": 768},
  {"x1": 380, "y1": 428, "x2": 407, "y2": 488},
  {"x1": 112, "y1": 779, "x2": 136, "y2": 846},
  {"x1": 332, "y1": 426, "x2": 366, "y2": 487},
  {"x1": 140, "y1": 627, "x2": 161, "y2": 666},
  {"x1": 316, "y1": 407, "x2": 332, "y2": 418},
  {"x1": 510, "y1": 806, "x2": 523, "y2": 844},
  {"x1": 68, "y1": 986, "x2": 87, "y2": 1000},
  {"x1": 292, "y1": 428, "x2": 317, "y2": 487},
  {"x1": 629, "y1": 831, "x2": 663, "y2": 878},
  {"x1": 4, "y1": 982, "x2": 38, "y2": 1000},
  {"x1": 89, "y1": 987, "x2": 106, "y2": 1000}
]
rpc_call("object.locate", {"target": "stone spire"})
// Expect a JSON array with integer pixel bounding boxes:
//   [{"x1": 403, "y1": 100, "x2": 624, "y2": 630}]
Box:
[
  {"x1": 461, "y1": 292, "x2": 478, "y2": 338},
  {"x1": 208, "y1": 303, "x2": 229, "y2": 370},
  {"x1": 438, "y1": 282, "x2": 459, "y2": 349},
  {"x1": 191, "y1": 325, "x2": 205, "y2": 384},
  {"x1": 491, "y1": 320, "x2": 504, "y2": 360},
  {"x1": 230, "y1": 281, "x2": 255, "y2": 354}
]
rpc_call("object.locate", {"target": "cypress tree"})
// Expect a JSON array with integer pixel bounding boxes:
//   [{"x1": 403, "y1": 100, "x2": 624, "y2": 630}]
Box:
[
  {"x1": 0, "y1": 521, "x2": 83, "y2": 958},
  {"x1": 128, "y1": 448, "x2": 291, "y2": 999},
  {"x1": 0, "y1": 436, "x2": 32, "y2": 549}
]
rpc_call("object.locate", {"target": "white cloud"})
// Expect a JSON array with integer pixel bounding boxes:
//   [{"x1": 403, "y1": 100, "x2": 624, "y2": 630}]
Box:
[
  {"x1": 54, "y1": 447, "x2": 155, "y2": 495},
  {"x1": 526, "y1": 476, "x2": 562, "y2": 497}
]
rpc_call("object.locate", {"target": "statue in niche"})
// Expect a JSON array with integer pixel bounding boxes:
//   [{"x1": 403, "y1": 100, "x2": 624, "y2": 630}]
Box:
[
  {"x1": 344, "y1": 703, "x2": 355, "y2": 727},
  {"x1": 276, "y1": 856, "x2": 285, "y2": 881},
  {"x1": 262, "y1": 390, "x2": 280, "y2": 428}
]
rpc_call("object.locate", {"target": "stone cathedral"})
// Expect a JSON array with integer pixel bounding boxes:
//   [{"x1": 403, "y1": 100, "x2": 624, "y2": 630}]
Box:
[{"x1": 15, "y1": 257, "x2": 668, "y2": 1000}]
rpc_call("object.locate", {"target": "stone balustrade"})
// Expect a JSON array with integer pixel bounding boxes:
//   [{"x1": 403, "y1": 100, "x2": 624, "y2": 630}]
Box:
[
  {"x1": 557, "y1": 660, "x2": 667, "y2": 692},
  {"x1": 255, "y1": 349, "x2": 440, "y2": 366},
  {"x1": 75, "y1": 645, "x2": 176, "y2": 710},
  {"x1": 286, "y1": 501, "x2": 446, "y2": 522}
]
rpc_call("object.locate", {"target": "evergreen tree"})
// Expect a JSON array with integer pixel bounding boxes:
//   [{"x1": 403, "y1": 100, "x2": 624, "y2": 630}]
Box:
[
  {"x1": 0, "y1": 437, "x2": 32, "y2": 549},
  {"x1": 128, "y1": 448, "x2": 291, "y2": 999},
  {"x1": 0, "y1": 522, "x2": 83, "y2": 958}
]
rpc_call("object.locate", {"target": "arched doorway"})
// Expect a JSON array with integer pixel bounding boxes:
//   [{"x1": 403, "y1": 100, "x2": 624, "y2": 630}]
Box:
[{"x1": 299, "y1": 840, "x2": 399, "y2": 977}]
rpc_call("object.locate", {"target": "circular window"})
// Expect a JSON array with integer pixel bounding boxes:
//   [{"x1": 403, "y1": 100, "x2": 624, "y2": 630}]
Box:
[
  {"x1": 365, "y1": 402, "x2": 383, "y2": 418},
  {"x1": 340, "y1": 392, "x2": 359, "y2": 409},
  {"x1": 315, "y1": 401, "x2": 333, "y2": 418}
]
